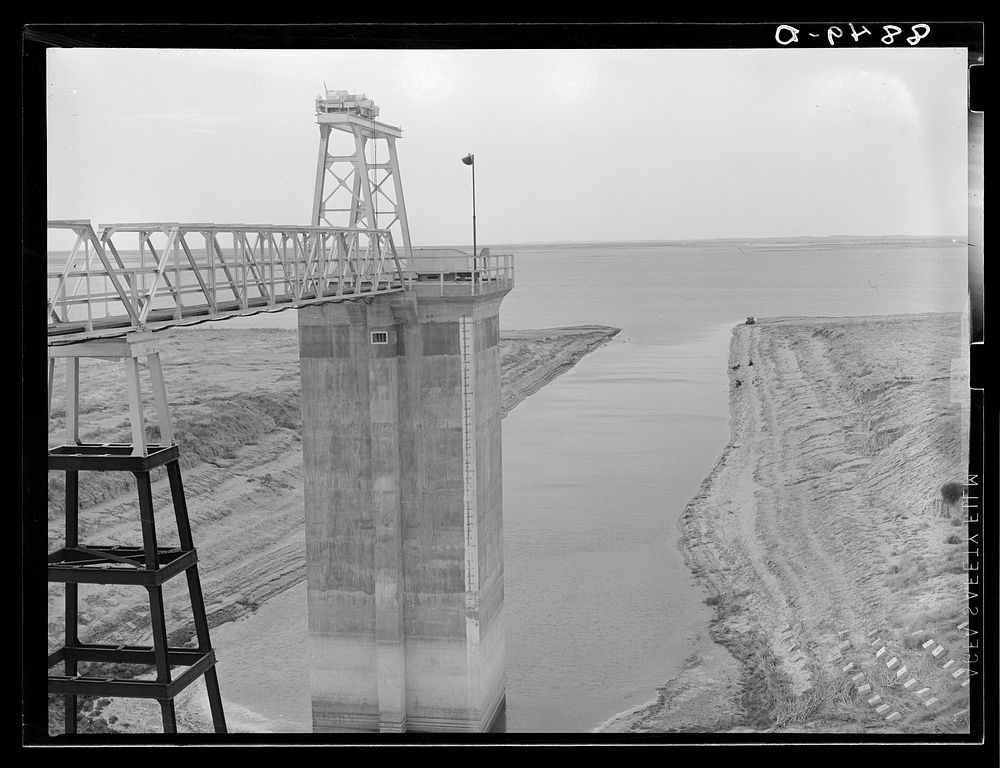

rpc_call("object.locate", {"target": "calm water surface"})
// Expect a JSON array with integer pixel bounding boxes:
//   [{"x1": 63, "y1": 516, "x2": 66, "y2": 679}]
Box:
[{"x1": 198, "y1": 242, "x2": 966, "y2": 732}]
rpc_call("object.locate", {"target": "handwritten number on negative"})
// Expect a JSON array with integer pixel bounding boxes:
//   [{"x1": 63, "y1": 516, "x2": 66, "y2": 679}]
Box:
[
  {"x1": 907, "y1": 24, "x2": 931, "y2": 45},
  {"x1": 775, "y1": 25, "x2": 800, "y2": 45},
  {"x1": 848, "y1": 23, "x2": 871, "y2": 42},
  {"x1": 776, "y1": 23, "x2": 930, "y2": 46},
  {"x1": 881, "y1": 25, "x2": 902, "y2": 45}
]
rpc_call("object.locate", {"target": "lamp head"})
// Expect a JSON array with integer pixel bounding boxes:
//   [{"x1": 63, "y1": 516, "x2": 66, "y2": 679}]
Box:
[{"x1": 462, "y1": 154, "x2": 474, "y2": 165}]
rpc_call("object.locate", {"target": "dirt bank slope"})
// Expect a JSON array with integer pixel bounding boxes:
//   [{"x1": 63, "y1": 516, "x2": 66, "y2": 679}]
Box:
[{"x1": 602, "y1": 313, "x2": 971, "y2": 735}]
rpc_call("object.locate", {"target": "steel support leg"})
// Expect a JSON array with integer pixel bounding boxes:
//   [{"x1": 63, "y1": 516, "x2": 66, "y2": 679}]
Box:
[
  {"x1": 158, "y1": 699, "x2": 178, "y2": 735},
  {"x1": 146, "y1": 353, "x2": 175, "y2": 446},
  {"x1": 124, "y1": 357, "x2": 148, "y2": 457},
  {"x1": 147, "y1": 581, "x2": 177, "y2": 734},
  {"x1": 136, "y1": 470, "x2": 177, "y2": 734},
  {"x1": 166, "y1": 461, "x2": 227, "y2": 733},
  {"x1": 203, "y1": 667, "x2": 227, "y2": 734}
]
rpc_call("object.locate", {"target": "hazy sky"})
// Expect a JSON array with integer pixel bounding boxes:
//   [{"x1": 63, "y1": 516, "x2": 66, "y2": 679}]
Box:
[{"x1": 46, "y1": 47, "x2": 968, "y2": 246}]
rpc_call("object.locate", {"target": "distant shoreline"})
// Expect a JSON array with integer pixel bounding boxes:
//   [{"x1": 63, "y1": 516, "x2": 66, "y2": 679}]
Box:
[
  {"x1": 453, "y1": 236, "x2": 966, "y2": 251},
  {"x1": 46, "y1": 236, "x2": 964, "y2": 262}
]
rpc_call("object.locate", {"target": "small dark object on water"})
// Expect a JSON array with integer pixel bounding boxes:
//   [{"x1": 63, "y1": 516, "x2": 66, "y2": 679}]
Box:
[
  {"x1": 735, "y1": 379, "x2": 742, "y2": 387},
  {"x1": 731, "y1": 363, "x2": 740, "y2": 370},
  {"x1": 748, "y1": 359, "x2": 754, "y2": 366},
  {"x1": 746, "y1": 316, "x2": 756, "y2": 325}
]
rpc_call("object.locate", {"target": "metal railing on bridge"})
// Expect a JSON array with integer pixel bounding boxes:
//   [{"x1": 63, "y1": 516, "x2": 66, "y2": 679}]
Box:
[
  {"x1": 47, "y1": 221, "x2": 406, "y2": 343},
  {"x1": 403, "y1": 249, "x2": 514, "y2": 297}
]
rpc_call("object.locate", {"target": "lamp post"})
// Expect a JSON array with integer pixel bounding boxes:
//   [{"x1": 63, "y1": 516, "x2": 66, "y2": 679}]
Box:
[{"x1": 462, "y1": 153, "x2": 476, "y2": 276}]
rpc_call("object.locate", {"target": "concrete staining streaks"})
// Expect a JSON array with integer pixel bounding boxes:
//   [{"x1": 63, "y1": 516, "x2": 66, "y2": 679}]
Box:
[{"x1": 299, "y1": 282, "x2": 509, "y2": 732}]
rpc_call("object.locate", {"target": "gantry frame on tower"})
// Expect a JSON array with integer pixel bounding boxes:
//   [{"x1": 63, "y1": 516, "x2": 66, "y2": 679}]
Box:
[{"x1": 311, "y1": 90, "x2": 413, "y2": 265}]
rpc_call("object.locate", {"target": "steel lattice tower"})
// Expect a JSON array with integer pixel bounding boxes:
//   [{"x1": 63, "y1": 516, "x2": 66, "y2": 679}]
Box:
[{"x1": 311, "y1": 90, "x2": 412, "y2": 262}]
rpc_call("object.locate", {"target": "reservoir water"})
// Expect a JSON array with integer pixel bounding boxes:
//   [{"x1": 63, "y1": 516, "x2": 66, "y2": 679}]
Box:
[{"x1": 188, "y1": 242, "x2": 968, "y2": 733}]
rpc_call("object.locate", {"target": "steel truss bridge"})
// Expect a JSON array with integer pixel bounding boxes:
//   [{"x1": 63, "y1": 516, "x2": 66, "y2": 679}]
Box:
[{"x1": 47, "y1": 220, "x2": 407, "y2": 344}]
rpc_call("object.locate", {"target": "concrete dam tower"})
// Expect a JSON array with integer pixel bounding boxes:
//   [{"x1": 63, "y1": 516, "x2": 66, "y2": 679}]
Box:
[{"x1": 300, "y1": 91, "x2": 511, "y2": 732}]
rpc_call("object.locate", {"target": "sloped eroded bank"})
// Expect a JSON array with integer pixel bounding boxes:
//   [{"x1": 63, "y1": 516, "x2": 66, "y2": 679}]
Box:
[{"x1": 601, "y1": 313, "x2": 970, "y2": 734}]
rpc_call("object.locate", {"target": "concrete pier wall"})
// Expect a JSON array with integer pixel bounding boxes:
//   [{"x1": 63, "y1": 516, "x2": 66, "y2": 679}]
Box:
[{"x1": 299, "y1": 284, "x2": 509, "y2": 732}]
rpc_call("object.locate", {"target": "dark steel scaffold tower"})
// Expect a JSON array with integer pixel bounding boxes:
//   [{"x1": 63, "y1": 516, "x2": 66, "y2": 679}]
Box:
[{"x1": 46, "y1": 333, "x2": 227, "y2": 734}]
